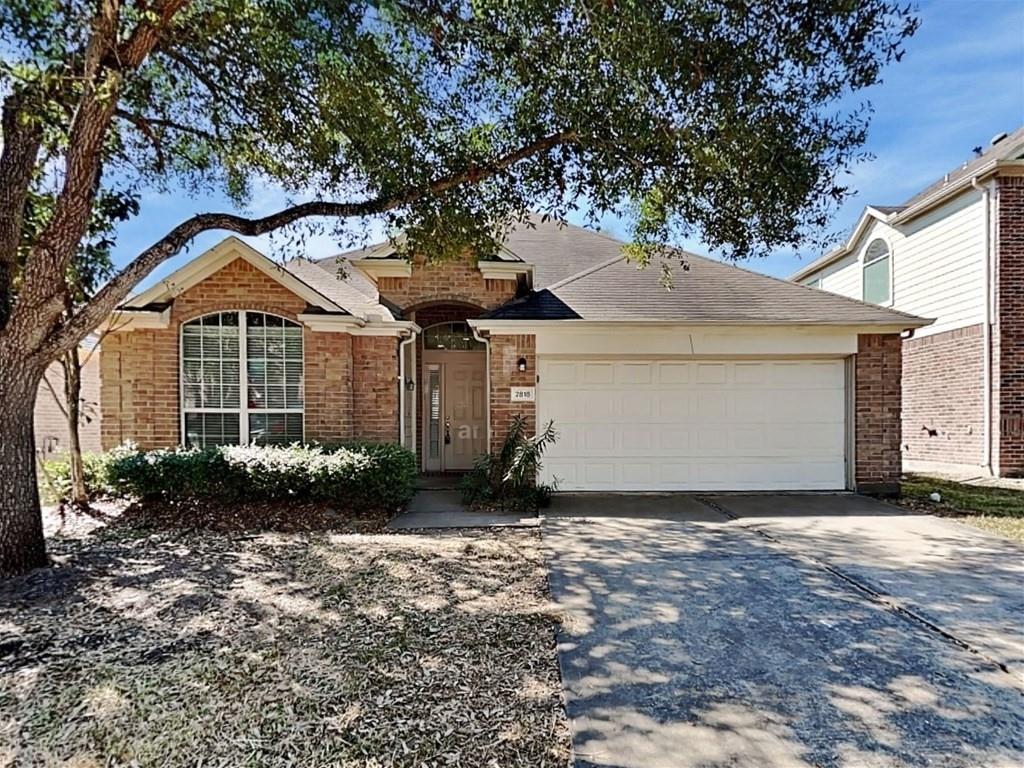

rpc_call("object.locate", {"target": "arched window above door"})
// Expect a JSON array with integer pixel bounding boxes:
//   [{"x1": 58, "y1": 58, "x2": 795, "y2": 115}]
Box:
[{"x1": 422, "y1": 321, "x2": 485, "y2": 350}]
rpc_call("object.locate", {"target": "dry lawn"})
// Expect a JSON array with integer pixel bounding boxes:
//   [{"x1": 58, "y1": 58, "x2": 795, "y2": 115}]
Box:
[{"x1": 0, "y1": 526, "x2": 569, "y2": 767}]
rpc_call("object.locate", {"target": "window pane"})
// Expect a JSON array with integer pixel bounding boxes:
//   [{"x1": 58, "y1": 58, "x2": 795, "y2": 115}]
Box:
[
  {"x1": 250, "y1": 412, "x2": 302, "y2": 445},
  {"x1": 185, "y1": 412, "x2": 240, "y2": 448},
  {"x1": 863, "y1": 257, "x2": 890, "y2": 304}
]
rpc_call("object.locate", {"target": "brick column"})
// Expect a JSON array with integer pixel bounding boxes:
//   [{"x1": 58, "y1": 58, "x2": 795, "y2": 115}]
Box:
[
  {"x1": 488, "y1": 334, "x2": 536, "y2": 454},
  {"x1": 996, "y1": 176, "x2": 1024, "y2": 476},
  {"x1": 855, "y1": 333, "x2": 903, "y2": 495}
]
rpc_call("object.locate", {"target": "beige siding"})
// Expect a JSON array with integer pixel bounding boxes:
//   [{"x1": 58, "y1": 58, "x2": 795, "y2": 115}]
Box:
[
  {"x1": 804, "y1": 190, "x2": 986, "y2": 337},
  {"x1": 34, "y1": 350, "x2": 103, "y2": 456}
]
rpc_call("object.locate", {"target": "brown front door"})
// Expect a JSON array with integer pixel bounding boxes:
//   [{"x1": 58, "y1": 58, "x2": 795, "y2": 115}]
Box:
[{"x1": 421, "y1": 351, "x2": 487, "y2": 471}]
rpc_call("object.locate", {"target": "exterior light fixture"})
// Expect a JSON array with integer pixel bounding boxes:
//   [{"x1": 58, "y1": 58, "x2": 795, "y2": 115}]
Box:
[
  {"x1": 405, "y1": 378, "x2": 416, "y2": 391},
  {"x1": 517, "y1": 357, "x2": 528, "y2": 372}
]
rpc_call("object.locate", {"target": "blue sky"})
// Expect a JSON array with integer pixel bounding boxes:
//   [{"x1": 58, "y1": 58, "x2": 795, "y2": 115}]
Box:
[{"x1": 121, "y1": 0, "x2": 1024, "y2": 290}]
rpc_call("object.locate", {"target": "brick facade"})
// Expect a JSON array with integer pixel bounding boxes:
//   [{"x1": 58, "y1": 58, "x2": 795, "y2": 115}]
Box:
[
  {"x1": 855, "y1": 333, "x2": 903, "y2": 494},
  {"x1": 377, "y1": 255, "x2": 517, "y2": 311},
  {"x1": 487, "y1": 334, "x2": 536, "y2": 454},
  {"x1": 100, "y1": 257, "x2": 399, "y2": 449},
  {"x1": 901, "y1": 325, "x2": 984, "y2": 467},
  {"x1": 352, "y1": 336, "x2": 400, "y2": 442},
  {"x1": 996, "y1": 176, "x2": 1024, "y2": 476}
]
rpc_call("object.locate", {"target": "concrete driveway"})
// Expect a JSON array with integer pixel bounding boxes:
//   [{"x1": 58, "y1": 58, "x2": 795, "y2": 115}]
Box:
[{"x1": 543, "y1": 494, "x2": 1024, "y2": 768}]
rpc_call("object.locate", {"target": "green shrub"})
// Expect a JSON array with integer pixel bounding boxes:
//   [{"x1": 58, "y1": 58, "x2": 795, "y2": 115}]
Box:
[
  {"x1": 460, "y1": 416, "x2": 558, "y2": 513},
  {"x1": 39, "y1": 452, "x2": 114, "y2": 502},
  {"x1": 103, "y1": 442, "x2": 417, "y2": 510}
]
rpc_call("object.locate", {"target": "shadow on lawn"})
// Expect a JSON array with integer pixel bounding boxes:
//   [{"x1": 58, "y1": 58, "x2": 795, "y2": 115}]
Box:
[
  {"x1": 0, "y1": 528, "x2": 568, "y2": 766},
  {"x1": 543, "y1": 501, "x2": 1024, "y2": 768}
]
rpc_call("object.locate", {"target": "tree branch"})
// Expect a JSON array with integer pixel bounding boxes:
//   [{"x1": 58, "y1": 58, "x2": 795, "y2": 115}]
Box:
[{"x1": 46, "y1": 129, "x2": 578, "y2": 354}]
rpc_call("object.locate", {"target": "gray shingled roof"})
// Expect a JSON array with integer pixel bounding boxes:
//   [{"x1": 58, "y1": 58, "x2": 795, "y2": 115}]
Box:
[
  {"x1": 497, "y1": 215, "x2": 625, "y2": 286},
  {"x1": 283, "y1": 258, "x2": 396, "y2": 320},
  {"x1": 312, "y1": 214, "x2": 621, "y2": 290},
  {"x1": 486, "y1": 251, "x2": 931, "y2": 327}
]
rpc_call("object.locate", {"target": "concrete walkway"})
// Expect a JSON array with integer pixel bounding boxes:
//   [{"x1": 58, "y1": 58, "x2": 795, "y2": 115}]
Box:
[
  {"x1": 543, "y1": 494, "x2": 1024, "y2": 768},
  {"x1": 387, "y1": 489, "x2": 539, "y2": 529}
]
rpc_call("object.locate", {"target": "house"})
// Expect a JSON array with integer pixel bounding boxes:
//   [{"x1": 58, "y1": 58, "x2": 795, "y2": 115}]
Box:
[
  {"x1": 99, "y1": 216, "x2": 928, "y2": 494},
  {"x1": 791, "y1": 128, "x2": 1024, "y2": 478}
]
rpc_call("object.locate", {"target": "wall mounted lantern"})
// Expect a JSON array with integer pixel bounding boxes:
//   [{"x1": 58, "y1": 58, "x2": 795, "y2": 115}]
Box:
[{"x1": 517, "y1": 357, "x2": 528, "y2": 372}]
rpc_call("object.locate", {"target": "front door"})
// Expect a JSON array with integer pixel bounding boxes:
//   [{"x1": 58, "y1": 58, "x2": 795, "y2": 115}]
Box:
[{"x1": 421, "y1": 351, "x2": 487, "y2": 471}]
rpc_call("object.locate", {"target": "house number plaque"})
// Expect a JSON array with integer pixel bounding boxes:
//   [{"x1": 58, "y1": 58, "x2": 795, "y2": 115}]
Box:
[{"x1": 510, "y1": 386, "x2": 536, "y2": 402}]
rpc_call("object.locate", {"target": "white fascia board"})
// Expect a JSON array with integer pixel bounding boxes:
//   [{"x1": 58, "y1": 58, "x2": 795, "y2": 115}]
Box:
[
  {"x1": 100, "y1": 306, "x2": 172, "y2": 332},
  {"x1": 298, "y1": 314, "x2": 419, "y2": 336},
  {"x1": 790, "y1": 208, "x2": 889, "y2": 281},
  {"x1": 478, "y1": 261, "x2": 533, "y2": 280},
  {"x1": 350, "y1": 258, "x2": 412, "y2": 279},
  {"x1": 129, "y1": 236, "x2": 346, "y2": 312}
]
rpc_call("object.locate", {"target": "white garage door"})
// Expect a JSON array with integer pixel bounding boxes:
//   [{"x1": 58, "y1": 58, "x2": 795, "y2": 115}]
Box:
[{"x1": 537, "y1": 358, "x2": 847, "y2": 491}]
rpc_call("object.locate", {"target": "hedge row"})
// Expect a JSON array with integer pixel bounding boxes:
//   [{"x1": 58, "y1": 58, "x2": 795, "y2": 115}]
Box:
[{"x1": 44, "y1": 442, "x2": 417, "y2": 511}]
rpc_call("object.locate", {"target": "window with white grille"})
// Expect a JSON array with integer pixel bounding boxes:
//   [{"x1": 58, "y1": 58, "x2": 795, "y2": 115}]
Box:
[{"x1": 181, "y1": 311, "x2": 303, "y2": 447}]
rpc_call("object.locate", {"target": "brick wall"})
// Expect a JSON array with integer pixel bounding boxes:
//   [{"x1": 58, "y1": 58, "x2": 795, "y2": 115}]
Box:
[
  {"x1": 856, "y1": 333, "x2": 903, "y2": 494},
  {"x1": 304, "y1": 331, "x2": 354, "y2": 443},
  {"x1": 34, "y1": 350, "x2": 102, "y2": 456},
  {"x1": 352, "y1": 335, "x2": 400, "y2": 442},
  {"x1": 377, "y1": 256, "x2": 517, "y2": 311},
  {"x1": 901, "y1": 324, "x2": 985, "y2": 467},
  {"x1": 100, "y1": 257, "x2": 400, "y2": 449},
  {"x1": 488, "y1": 334, "x2": 536, "y2": 454},
  {"x1": 996, "y1": 176, "x2": 1024, "y2": 476}
]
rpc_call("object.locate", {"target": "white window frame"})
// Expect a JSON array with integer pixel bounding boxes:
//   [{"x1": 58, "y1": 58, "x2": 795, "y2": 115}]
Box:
[
  {"x1": 861, "y1": 237, "x2": 894, "y2": 306},
  {"x1": 180, "y1": 310, "x2": 305, "y2": 446}
]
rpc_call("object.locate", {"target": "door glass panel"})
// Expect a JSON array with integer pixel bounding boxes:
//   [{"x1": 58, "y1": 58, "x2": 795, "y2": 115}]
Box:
[{"x1": 428, "y1": 366, "x2": 441, "y2": 459}]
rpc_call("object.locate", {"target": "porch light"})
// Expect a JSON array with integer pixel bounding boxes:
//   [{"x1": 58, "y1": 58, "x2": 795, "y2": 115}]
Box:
[
  {"x1": 517, "y1": 357, "x2": 528, "y2": 372},
  {"x1": 405, "y1": 378, "x2": 416, "y2": 391}
]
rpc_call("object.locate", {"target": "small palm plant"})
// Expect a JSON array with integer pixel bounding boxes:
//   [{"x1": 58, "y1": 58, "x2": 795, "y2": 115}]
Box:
[{"x1": 460, "y1": 415, "x2": 558, "y2": 512}]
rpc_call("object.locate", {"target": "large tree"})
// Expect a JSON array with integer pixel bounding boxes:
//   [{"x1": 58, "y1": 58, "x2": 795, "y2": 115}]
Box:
[{"x1": 0, "y1": 0, "x2": 917, "y2": 576}]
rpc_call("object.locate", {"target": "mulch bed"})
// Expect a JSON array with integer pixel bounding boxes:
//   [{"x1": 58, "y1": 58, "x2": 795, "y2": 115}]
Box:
[{"x1": 111, "y1": 497, "x2": 392, "y2": 534}]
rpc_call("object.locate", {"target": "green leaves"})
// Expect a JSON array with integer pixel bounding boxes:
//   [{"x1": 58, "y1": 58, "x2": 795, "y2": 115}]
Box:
[{"x1": 1, "y1": 0, "x2": 920, "y2": 267}]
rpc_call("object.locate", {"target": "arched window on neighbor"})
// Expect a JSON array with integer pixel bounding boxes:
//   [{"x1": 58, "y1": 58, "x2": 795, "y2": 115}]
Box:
[
  {"x1": 181, "y1": 311, "x2": 303, "y2": 447},
  {"x1": 862, "y1": 239, "x2": 892, "y2": 305}
]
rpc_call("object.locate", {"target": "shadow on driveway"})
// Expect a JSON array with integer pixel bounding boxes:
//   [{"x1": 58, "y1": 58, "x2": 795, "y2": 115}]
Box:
[{"x1": 543, "y1": 494, "x2": 1024, "y2": 768}]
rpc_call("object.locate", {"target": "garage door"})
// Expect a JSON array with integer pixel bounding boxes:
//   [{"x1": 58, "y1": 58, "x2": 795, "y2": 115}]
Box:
[{"x1": 537, "y1": 358, "x2": 847, "y2": 491}]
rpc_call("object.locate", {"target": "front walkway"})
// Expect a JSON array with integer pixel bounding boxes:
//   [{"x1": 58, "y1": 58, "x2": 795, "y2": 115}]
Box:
[
  {"x1": 388, "y1": 477, "x2": 539, "y2": 529},
  {"x1": 543, "y1": 494, "x2": 1024, "y2": 768}
]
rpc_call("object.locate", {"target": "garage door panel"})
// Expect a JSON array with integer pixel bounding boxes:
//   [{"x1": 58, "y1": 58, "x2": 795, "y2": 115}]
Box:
[
  {"x1": 538, "y1": 357, "x2": 847, "y2": 491},
  {"x1": 656, "y1": 362, "x2": 692, "y2": 385},
  {"x1": 696, "y1": 362, "x2": 728, "y2": 384}
]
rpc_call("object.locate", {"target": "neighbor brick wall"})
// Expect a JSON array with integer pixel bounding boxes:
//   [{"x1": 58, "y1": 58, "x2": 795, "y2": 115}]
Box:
[
  {"x1": 855, "y1": 333, "x2": 903, "y2": 494},
  {"x1": 352, "y1": 335, "x2": 400, "y2": 442},
  {"x1": 901, "y1": 324, "x2": 984, "y2": 467},
  {"x1": 996, "y1": 175, "x2": 1024, "y2": 476},
  {"x1": 101, "y1": 257, "x2": 400, "y2": 449},
  {"x1": 377, "y1": 255, "x2": 517, "y2": 311},
  {"x1": 35, "y1": 350, "x2": 102, "y2": 456},
  {"x1": 488, "y1": 334, "x2": 536, "y2": 454}
]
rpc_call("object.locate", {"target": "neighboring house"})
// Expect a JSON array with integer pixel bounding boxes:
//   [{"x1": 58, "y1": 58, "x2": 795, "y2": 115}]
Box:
[
  {"x1": 99, "y1": 216, "x2": 927, "y2": 494},
  {"x1": 34, "y1": 347, "x2": 103, "y2": 457},
  {"x1": 791, "y1": 128, "x2": 1024, "y2": 478}
]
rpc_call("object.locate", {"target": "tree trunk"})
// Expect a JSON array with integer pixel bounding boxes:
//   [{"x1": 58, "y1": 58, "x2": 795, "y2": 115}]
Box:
[
  {"x1": 0, "y1": 359, "x2": 48, "y2": 577},
  {"x1": 62, "y1": 346, "x2": 88, "y2": 506}
]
